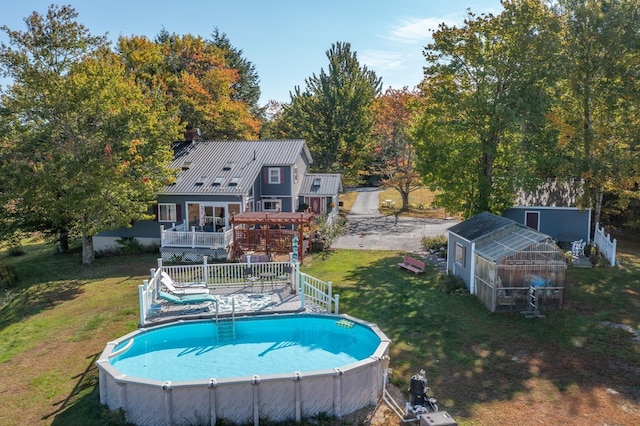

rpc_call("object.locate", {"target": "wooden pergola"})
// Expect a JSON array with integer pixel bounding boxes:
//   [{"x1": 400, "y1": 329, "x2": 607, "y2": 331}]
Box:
[{"x1": 231, "y1": 212, "x2": 315, "y2": 263}]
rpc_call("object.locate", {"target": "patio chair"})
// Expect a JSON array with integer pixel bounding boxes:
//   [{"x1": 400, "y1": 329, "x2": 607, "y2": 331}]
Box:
[
  {"x1": 157, "y1": 290, "x2": 217, "y2": 313},
  {"x1": 277, "y1": 265, "x2": 293, "y2": 284},
  {"x1": 160, "y1": 272, "x2": 209, "y2": 295},
  {"x1": 571, "y1": 240, "x2": 586, "y2": 258},
  {"x1": 243, "y1": 267, "x2": 260, "y2": 291}
]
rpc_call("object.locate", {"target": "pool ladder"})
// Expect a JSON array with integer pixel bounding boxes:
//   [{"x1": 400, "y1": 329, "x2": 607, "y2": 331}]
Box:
[{"x1": 216, "y1": 298, "x2": 236, "y2": 340}]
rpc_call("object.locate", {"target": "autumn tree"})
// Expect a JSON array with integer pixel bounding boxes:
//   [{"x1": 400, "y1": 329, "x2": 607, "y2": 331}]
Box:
[
  {"x1": 0, "y1": 5, "x2": 181, "y2": 263},
  {"x1": 157, "y1": 30, "x2": 260, "y2": 140},
  {"x1": 553, "y1": 0, "x2": 640, "y2": 227},
  {"x1": 285, "y1": 42, "x2": 382, "y2": 180},
  {"x1": 415, "y1": 0, "x2": 561, "y2": 218},
  {"x1": 371, "y1": 87, "x2": 424, "y2": 210}
]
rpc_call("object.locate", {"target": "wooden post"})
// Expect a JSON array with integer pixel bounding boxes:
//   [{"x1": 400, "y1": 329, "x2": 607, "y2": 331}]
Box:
[{"x1": 265, "y1": 214, "x2": 270, "y2": 256}]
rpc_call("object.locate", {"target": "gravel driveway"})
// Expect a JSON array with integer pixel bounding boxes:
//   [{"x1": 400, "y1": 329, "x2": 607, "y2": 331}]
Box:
[{"x1": 331, "y1": 188, "x2": 458, "y2": 252}]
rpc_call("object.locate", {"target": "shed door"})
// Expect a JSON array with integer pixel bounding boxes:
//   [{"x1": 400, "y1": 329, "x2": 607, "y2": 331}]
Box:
[{"x1": 525, "y1": 211, "x2": 540, "y2": 230}]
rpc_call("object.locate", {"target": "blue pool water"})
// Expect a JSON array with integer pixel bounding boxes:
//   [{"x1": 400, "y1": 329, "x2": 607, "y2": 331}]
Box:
[{"x1": 110, "y1": 316, "x2": 381, "y2": 382}]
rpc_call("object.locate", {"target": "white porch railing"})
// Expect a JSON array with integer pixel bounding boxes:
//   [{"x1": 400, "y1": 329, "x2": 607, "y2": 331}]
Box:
[
  {"x1": 160, "y1": 223, "x2": 232, "y2": 249},
  {"x1": 139, "y1": 258, "x2": 338, "y2": 325},
  {"x1": 593, "y1": 222, "x2": 617, "y2": 267}
]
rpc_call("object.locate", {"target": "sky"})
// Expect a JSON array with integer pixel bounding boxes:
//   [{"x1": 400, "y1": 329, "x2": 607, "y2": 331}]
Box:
[{"x1": 1, "y1": 0, "x2": 503, "y2": 106}]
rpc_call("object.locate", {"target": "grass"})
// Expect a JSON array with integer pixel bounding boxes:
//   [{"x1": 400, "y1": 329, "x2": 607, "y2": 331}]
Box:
[
  {"x1": 340, "y1": 186, "x2": 456, "y2": 219},
  {"x1": 1, "y1": 234, "x2": 640, "y2": 425},
  {"x1": 378, "y1": 187, "x2": 453, "y2": 219}
]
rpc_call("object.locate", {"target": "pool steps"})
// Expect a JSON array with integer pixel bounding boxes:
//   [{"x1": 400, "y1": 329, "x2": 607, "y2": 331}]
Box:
[
  {"x1": 216, "y1": 298, "x2": 236, "y2": 340},
  {"x1": 336, "y1": 319, "x2": 354, "y2": 328}
]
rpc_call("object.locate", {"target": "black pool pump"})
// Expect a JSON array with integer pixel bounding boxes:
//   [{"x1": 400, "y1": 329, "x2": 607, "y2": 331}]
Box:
[{"x1": 408, "y1": 370, "x2": 438, "y2": 412}]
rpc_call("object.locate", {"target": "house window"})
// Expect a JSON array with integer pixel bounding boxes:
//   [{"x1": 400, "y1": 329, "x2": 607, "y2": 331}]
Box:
[
  {"x1": 158, "y1": 203, "x2": 177, "y2": 222},
  {"x1": 268, "y1": 167, "x2": 281, "y2": 184},
  {"x1": 263, "y1": 200, "x2": 281, "y2": 212},
  {"x1": 455, "y1": 243, "x2": 466, "y2": 267}
]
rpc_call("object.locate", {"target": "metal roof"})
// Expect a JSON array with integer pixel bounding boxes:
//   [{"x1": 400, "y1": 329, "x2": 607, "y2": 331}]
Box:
[
  {"x1": 474, "y1": 223, "x2": 555, "y2": 262},
  {"x1": 448, "y1": 211, "x2": 514, "y2": 242},
  {"x1": 163, "y1": 139, "x2": 311, "y2": 195},
  {"x1": 299, "y1": 173, "x2": 343, "y2": 196}
]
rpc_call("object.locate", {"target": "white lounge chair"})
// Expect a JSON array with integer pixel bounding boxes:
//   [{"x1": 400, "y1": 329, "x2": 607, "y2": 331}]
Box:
[
  {"x1": 160, "y1": 272, "x2": 209, "y2": 295},
  {"x1": 157, "y1": 291, "x2": 216, "y2": 313}
]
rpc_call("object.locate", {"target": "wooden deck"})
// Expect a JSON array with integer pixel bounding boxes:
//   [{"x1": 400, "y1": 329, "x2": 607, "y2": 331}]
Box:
[{"x1": 145, "y1": 283, "x2": 312, "y2": 324}]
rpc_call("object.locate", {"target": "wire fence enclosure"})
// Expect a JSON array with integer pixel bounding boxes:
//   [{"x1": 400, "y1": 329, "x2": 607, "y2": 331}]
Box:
[{"x1": 475, "y1": 238, "x2": 567, "y2": 313}]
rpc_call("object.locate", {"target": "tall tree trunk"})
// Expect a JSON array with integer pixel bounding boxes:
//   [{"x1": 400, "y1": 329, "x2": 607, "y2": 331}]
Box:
[
  {"x1": 593, "y1": 187, "x2": 604, "y2": 233},
  {"x1": 58, "y1": 228, "x2": 69, "y2": 253},
  {"x1": 82, "y1": 234, "x2": 95, "y2": 264},
  {"x1": 401, "y1": 188, "x2": 410, "y2": 211}
]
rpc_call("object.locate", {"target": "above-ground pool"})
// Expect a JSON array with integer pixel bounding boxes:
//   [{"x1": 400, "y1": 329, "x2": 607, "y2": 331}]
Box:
[{"x1": 97, "y1": 314, "x2": 391, "y2": 425}]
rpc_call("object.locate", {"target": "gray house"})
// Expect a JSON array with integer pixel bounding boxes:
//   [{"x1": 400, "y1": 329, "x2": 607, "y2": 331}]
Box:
[
  {"x1": 502, "y1": 179, "x2": 591, "y2": 244},
  {"x1": 94, "y1": 139, "x2": 341, "y2": 259},
  {"x1": 448, "y1": 212, "x2": 566, "y2": 312}
]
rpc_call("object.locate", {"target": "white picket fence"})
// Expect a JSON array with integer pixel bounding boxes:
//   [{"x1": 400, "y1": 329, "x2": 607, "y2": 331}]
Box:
[{"x1": 593, "y1": 222, "x2": 617, "y2": 267}]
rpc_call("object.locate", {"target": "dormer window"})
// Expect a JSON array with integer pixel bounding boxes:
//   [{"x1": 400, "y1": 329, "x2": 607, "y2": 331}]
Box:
[
  {"x1": 223, "y1": 161, "x2": 234, "y2": 171},
  {"x1": 195, "y1": 175, "x2": 206, "y2": 186},
  {"x1": 211, "y1": 176, "x2": 223, "y2": 186},
  {"x1": 229, "y1": 177, "x2": 240, "y2": 186},
  {"x1": 181, "y1": 162, "x2": 191, "y2": 171},
  {"x1": 313, "y1": 177, "x2": 321, "y2": 186}
]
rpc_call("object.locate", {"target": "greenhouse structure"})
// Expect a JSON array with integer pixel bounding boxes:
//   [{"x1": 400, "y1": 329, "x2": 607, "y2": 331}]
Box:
[{"x1": 448, "y1": 212, "x2": 567, "y2": 313}]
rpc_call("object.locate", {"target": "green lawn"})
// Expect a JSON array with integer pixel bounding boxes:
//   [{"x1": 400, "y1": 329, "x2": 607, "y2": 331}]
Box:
[{"x1": 1, "y1": 237, "x2": 639, "y2": 425}]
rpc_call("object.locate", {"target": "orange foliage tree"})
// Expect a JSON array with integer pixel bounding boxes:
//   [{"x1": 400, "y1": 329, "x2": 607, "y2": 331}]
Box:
[{"x1": 370, "y1": 87, "x2": 424, "y2": 210}]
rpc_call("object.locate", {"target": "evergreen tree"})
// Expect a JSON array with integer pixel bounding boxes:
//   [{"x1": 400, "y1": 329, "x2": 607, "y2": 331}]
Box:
[{"x1": 285, "y1": 42, "x2": 382, "y2": 180}]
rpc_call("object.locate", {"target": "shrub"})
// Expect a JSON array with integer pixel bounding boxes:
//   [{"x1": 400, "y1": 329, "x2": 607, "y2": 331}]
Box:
[
  {"x1": 437, "y1": 273, "x2": 468, "y2": 296},
  {"x1": 0, "y1": 262, "x2": 18, "y2": 291},
  {"x1": 313, "y1": 214, "x2": 346, "y2": 247},
  {"x1": 115, "y1": 238, "x2": 143, "y2": 255},
  {"x1": 422, "y1": 235, "x2": 447, "y2": 252}
]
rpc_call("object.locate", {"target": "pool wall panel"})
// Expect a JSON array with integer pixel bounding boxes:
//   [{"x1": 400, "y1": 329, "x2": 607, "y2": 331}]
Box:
[
  {"x1": 256, "y1": 378, "x2": 293, "y2": 421},
  {"x1": 214, "y1": 381, "x2": 254, "y2": 422}
]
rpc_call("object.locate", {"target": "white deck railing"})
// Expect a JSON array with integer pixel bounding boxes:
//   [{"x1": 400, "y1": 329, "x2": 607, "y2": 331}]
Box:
[
  {"x1": 593, "y1": 222, "x2": 617, "y2": 267},
  {"x1": 160, "y1": 223, "x2": 232, "y2": 249},
  {"x1": 139, "y1": 258, "x2": 338, "y2": 325},
  {"x1": 300, "y1": 272, "x2": 339, "y2": 314}
]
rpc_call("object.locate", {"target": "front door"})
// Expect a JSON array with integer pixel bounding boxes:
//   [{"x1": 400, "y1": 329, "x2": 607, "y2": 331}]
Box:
[{"x1": 308, "y1": 197, "x2": 322, "y2": 214}]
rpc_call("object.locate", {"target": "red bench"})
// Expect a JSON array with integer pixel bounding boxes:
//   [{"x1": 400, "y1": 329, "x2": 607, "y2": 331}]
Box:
[{"x1": 397, "y1": 255, "x2": 426, "y2": 274}]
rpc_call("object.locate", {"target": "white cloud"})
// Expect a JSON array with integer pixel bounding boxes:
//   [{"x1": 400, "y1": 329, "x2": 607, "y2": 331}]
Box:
[
  {"x1": 386, "y1": 17, "x2": 451, "y2": 44},
  {"x1": 359, "y1": 50, "x2": 405, "y2": 71}
]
